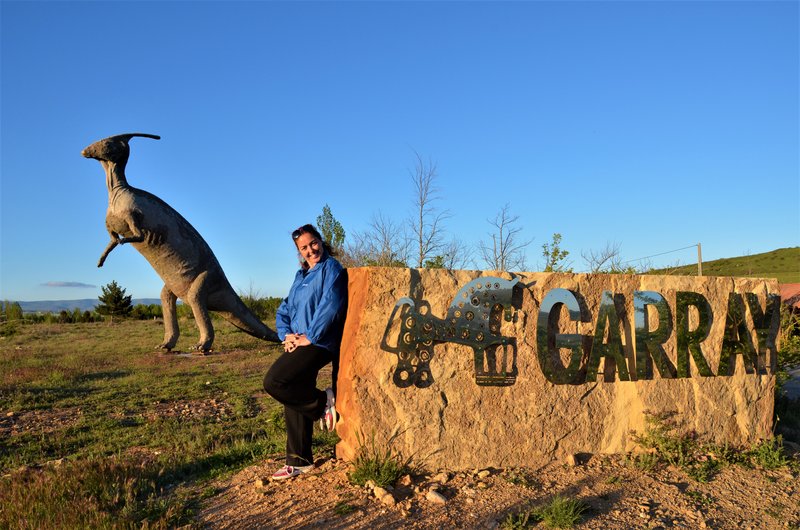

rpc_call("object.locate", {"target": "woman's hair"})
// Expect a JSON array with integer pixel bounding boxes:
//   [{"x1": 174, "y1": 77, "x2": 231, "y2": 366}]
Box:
[{"x1": 291, "y1": 223, "x2": 335, "y2": 270}]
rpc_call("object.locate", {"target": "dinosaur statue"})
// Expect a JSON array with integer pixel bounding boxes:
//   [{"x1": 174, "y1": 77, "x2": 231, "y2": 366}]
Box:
[{"x1": 82, "y1": 133, "x2": 280, "y2": 352}]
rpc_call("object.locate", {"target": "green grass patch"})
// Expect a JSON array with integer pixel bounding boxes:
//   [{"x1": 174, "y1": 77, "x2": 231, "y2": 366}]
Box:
[
  {"x1": 0, "y1": 455, "x2": 201, "y2": 529},
  {"x1": 501, "y1": 508, "x2": 538, "y2": 529},
  {"x1": 0, "y1": 319, "x2": 335, "y2": 528},
  {"x1": 333, "y1": 500, "x2": 357, "y2": 516},
  {"x1": 503, "y1": 468, "x2": 538, "y2": 488},
  {"x1": 684, "y1": 489, "x2": 714, "y2": 507},
  {"x1": 536, "y1": 495, "x2": 589, "y2": 529},
  {"x1": 502, "y1": 495, "x2": 588, "y2": 529},
  {"x1": 347, "y1": 432, "x2": 411, "y2": 488}
]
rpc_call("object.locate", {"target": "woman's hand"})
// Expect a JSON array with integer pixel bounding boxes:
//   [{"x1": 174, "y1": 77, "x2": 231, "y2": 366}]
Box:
[
  {"x1": 282, "y1": 333, "x2": 311, "y2": 352},
  {"x1": 283, "y1": 333, "x2": 298, "y2": 352}
]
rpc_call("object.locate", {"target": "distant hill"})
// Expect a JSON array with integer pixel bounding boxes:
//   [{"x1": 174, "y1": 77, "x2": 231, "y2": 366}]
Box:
[
  {"x1": 17, "y1": 299, "x2": 162, "y2": 314},
  {"x1": 650, "y1": 247, "x2": 799, "y2": 284}
]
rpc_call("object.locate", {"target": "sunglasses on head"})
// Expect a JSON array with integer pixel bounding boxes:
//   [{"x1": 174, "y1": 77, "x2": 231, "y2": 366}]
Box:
[{"x1": 292, "y1": 224, "x2": 316, "y2": 240}]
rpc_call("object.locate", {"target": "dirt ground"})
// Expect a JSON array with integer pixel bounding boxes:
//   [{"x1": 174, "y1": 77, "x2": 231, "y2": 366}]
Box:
[{"x1": 198, "y1": 449, "x2": 799, "y2": 530}]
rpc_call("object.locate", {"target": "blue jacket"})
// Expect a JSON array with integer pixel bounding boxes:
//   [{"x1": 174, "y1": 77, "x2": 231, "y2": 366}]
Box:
[{"x1": 275, "y1": 254, "x2": 347, "y2": 355}]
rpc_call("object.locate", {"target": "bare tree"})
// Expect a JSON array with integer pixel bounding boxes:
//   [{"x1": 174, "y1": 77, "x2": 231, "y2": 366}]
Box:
[
  {"x1": 581, "y1": 241, "x2": 650, "y2": 273},
  {"x1": 338, "y1": 237, "x2": 367, "y2": 268},
  {"x1": 343, "y1": 212, "x2": 410, "y2": 267},
  {"x1": 409, "y1": 152, "x2": 449, "y2": 268},
  {"x1": 581, "y1": 241, "x2": 623, "y2": 273},
  {"x1": 636, "y1": 258, "x2": 654, "y2": 274},
  {"x1": 478, "y1": 204, "x2": 532, "y2": 272},
  {"x1": 425, "y1": 237, "x2": 475, "y2": 270},
  {"x1": 442, "y1": 237, "x2": 475, "y2": 270}
]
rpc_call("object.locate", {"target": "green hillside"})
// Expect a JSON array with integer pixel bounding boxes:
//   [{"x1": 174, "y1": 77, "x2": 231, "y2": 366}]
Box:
[{"x1": 651, "y1": 247, "x2": 799, "y2": 283}]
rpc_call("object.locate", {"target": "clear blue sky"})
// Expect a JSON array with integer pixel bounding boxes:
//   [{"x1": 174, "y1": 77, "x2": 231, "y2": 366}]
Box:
[{"x1": 1, "y1": 0, "x2": 798, "y2": 302}]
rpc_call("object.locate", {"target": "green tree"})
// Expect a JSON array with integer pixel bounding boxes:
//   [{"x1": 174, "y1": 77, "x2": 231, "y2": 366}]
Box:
[
  {"x1": 2, "y1": 300, "x2": 23, "y2": 322},
  {"x1": 424, "y1": 255, "x2": 446, "y2": 269},
  {"x1": 317, "y1": 204, "x2": 346, "y2": 254},
  {"x1": 148, "y1": 304, "x2": 163, "y2": 319},
  {"x1": 97, "y1": 280, "x2": 133, "y2": 320},
  {"x1": 176, "y1": 303, "x2": 194, "y2": 319},
  {"x1": 542, "y1": 233, "x2": 572, "y2": 272},
  {"x1": 131, "y1": 304, "x2": 150, "y2": 320}
]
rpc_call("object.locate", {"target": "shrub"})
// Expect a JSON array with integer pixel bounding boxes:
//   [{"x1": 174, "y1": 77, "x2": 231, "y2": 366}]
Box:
[
  {"x1": 631, "y1": 413, "x2": 724, "y2": 480},
  {"x1": 686, "y1": 458, "x2": 722, "y2": 483},
  {"x1": 747, "y1": 436, "x2": 789, "y2": 470},
  {"x1": 632, "y1": 413, "x2": 697, "y2": 469},
  {"x1": 0, "y1": 321, "x2": 18, "y2": 337},
  {"x1": 633, "y1": 412, "x2": 793, "y2": 480},
  {"x1": 632, "y1": 452, "x2": 660, "y2": 472}
]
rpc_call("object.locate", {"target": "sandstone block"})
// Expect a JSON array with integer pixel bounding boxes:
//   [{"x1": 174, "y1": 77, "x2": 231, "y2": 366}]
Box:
[{"x1": 336, "y1": 268, "x2": 779, "y2": 470}]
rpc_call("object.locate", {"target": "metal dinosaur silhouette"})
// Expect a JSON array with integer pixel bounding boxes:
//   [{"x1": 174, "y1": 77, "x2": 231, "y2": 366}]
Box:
[
  {"x1": 381, "y1": 277, "x2": 520, "y2": 388},
  {"x1": 82, "y1": 133, "x2": 279, "y2": 352}
]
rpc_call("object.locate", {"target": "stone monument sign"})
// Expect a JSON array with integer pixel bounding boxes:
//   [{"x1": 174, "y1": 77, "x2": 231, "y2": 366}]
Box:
[{"x1": 336, "y1": 268, "x2": 780, "y2": 469}]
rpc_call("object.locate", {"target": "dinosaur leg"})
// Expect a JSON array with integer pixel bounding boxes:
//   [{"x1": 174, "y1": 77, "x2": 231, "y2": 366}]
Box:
[
  {"x1": 185, "y1": 272, "x2": 214, "y2": 353},
  {"x1": 158, "y1": 285, "x2": 179, "y2": 351}
]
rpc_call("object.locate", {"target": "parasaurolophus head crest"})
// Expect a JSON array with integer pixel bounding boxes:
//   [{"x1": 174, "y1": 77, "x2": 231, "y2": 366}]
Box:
[{"x1": 81, "y1": 133, "x2": 160, "y2": 165}]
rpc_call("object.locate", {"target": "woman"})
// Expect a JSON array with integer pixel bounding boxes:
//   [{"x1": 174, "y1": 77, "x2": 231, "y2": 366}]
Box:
[{"x1": 263, "y1": 223, "x2": 348, "y2": 480}]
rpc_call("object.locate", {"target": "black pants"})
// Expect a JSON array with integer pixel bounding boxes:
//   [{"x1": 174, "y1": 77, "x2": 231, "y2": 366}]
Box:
[{"x1": 263, "y1": 344, "x2": 332, "y2": 467}]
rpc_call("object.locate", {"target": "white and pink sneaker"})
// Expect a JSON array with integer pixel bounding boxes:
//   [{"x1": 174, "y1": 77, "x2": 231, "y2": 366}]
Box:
[
  {"x1": 271, "y1": 464, "x2": 313, "y2": 480},
  {"x1": 319, "y1": 387, "x2": 338, "y2": 431}
]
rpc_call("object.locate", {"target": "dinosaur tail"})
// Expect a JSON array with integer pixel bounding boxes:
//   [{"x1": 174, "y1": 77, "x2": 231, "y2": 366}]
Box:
[
  {"x1": 222, "y1": 310, "x2": 281, "y2": 342},
  {"x1": 215, "y1": 296, "x2": 280, "y2": 343}
]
